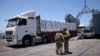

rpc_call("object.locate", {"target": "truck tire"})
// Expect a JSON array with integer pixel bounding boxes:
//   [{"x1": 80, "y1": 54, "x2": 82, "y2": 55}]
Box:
[
  {"x1": 48, "y1": 37, "x2": 54, "y2": 43},
  {"x1": 50, "y1": 37, "x2": 54, "y2": 42},
  {"x1": 23, "y1": 38, "x2": 31, "y2": 46},
  {"x1": 42, "y1": 38, "x2": 47, "y2": 44},
  {"x1": 48, "y1": 36, "x2": 54, "y2": 43}
]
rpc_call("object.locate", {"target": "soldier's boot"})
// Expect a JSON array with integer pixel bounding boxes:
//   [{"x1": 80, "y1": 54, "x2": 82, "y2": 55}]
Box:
[
  {"x1": 59, "y1": 47, "x2": 63, "y2": 55},
  {"x1": 56, "y1": 49, "x2": 59, "y2": 55}
]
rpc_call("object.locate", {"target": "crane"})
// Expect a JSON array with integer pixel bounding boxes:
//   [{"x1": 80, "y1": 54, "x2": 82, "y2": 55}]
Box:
[
  {"x1": 76, "y1": 0, "x2": 92, "y2": 21},
  {"x1": 65, "y1": 0, "x2": 92, "y2": 27}
]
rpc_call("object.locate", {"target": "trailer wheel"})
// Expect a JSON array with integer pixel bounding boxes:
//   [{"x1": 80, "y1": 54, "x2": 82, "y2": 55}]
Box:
[
  {"x1": 42, "y1": 38, "x2": 47, "y2": 43},
  {"x1": 47, "y1": 36, "x2": 54, "y2": 43},
  {"x1": 49, "y1": 37, "x2": 54, "y2": 43},
  {"x1": 23, "y1": 38, "x2": 31, "y2": 46}
]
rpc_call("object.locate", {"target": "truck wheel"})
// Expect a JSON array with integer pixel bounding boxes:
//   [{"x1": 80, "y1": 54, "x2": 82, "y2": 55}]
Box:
[
  {"x1": 42, "y1": 38, "x2": 47, "y2": 43},
  {"x1": 47, "y1": 36, "x2": 54, "y2": 43},
  {"x1": 23, "y1": 38, "x2": 31, "y2": 46},
  {"x1": 49, "y1": 37, "x2": 54, "y2": 43}
]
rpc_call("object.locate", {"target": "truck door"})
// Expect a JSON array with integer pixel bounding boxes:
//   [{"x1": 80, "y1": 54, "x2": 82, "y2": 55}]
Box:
[{"x1": 17, "y1": 19, "x2": 28, "y2": 41}]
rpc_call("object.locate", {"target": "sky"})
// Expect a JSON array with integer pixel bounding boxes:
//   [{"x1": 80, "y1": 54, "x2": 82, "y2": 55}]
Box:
[{"x1": 0, "y1": 0, "x2": 100, "y2": 33}]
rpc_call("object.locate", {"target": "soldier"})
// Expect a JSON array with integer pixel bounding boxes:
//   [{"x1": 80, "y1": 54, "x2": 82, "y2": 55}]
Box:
[
  {"x1": 63, "y1": 28, "x2": 72, "y2": 54},
  {"x1": 55, "y1": 29, "x2": 64, "y2": 55}
]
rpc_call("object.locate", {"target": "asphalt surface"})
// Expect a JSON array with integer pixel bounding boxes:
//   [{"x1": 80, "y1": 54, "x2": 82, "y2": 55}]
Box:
[{"x1": 0, "y1": 39, "x2": 100, "y2": 56}]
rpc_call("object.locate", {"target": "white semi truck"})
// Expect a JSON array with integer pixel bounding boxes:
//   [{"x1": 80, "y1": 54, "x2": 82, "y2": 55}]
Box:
[{"x1": 5, "y1": 10, "x2": 77, "y2": 46}]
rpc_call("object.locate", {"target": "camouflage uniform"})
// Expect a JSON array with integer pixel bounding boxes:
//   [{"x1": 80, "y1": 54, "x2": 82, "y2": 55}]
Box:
[
  {"x1": 63, "y1": 29, "x2": 70, "y2": 53},
  {"x1": 55, "y1": 32, "x2": 64, "y2": 55}
]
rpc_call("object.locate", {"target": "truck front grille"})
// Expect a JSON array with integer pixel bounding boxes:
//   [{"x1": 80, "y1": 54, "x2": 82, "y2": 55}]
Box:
[
  {"x1": 5, "y1": 31, "x2": 13, "y2": 42},
  {"x1": 6, "y1": 36, "x2": 12, "y2": 42},
  {"x1": 5, "y1": 31, "x2": 13, "y2": 36}
]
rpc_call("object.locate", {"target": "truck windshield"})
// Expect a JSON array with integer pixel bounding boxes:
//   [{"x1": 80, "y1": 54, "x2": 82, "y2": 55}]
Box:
[{"x1": 7, "y1": 18, "x2": 18, "y2": 27}]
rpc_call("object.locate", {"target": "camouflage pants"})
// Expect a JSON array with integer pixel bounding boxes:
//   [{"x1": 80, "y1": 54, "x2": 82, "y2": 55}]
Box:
[
  {"x1": 64, "y1": 37, "x2": 69, "y2": 52},
  {"x1": 64, "y1": 40, "x2": 69, "y2": 52},
  {"x1": 56, "y1": 40, "x2": 63, "y2": 54}
]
